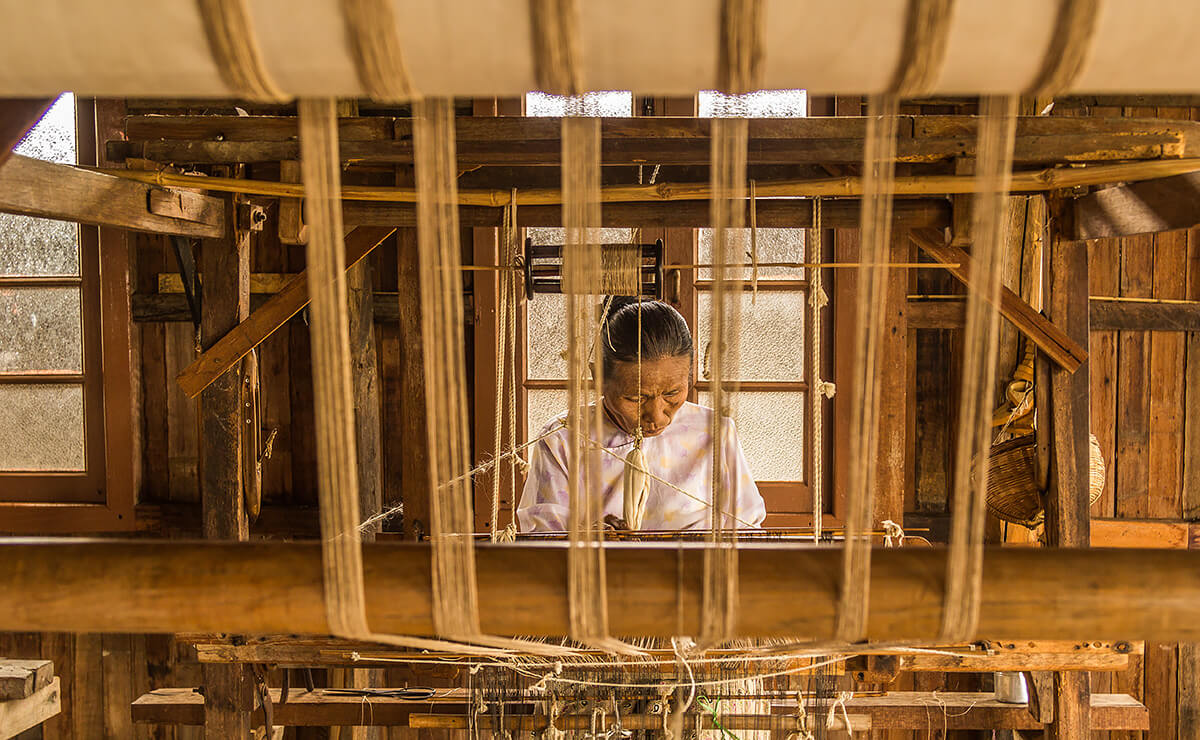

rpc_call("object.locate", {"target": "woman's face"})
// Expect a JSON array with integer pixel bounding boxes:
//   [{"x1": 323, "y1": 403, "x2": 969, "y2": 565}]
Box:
[{"x1": 602, "y1": 355, "x2": 692, "y2": 437}]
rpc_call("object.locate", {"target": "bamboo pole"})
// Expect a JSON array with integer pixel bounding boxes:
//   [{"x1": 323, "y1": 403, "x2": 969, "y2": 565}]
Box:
[
  {"x1": 408, "y1": 713, "x2": 870, "y2": 732},
  {"x1": 94, "y1": 157, "x2": 1200, "y2": 207},
  {"x1": 3, "y1": 541, "x2": 1200, "y2": 641}
]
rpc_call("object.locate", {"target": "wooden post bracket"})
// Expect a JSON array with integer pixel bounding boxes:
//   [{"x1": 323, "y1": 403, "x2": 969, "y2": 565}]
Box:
[
  {"x1": 176, "y1": 226, "x2": 395, "y2": 398},
  {"x1": 910, "y1": 228, "x2": 1087, "y2": 372}
]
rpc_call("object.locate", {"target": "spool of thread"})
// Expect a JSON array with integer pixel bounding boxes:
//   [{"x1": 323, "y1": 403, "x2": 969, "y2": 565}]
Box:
[{"x1": 599, "y1": 244, "x2": 643, "y2": 296}]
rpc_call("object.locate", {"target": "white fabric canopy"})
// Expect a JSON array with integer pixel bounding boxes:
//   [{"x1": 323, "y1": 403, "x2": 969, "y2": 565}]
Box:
[{"x1": 0, "y1": 0, "x2": 1196, "y2": 97}]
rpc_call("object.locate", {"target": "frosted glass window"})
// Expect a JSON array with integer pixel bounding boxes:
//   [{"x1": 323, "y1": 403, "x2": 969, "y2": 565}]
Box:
[
  {"x1": 526, "y1": 91, "x2": 633, "y2": 117},
  {"x1": 0, "y1": 94, "x2": 79, "y2": 277},
  {"x1": 699, "y1": 90, "x2": 807, "y2": 118},
  {"x1": 698, "y1": 227, "x2": 806, "y2": 281},
  {"x1": 697, "y1": 292, "x2": 806, "y2": 382},
  {"x1": 699, "y1": 391, "x2": 805, "y2": 481},
  {"x1": 0, "y1": 384, "x2": 85, "y2": 471},
  {"x1": 525, "y1": 228, "x2": 633, "y2": 380},
  {"x1": 0, "y1": 287, "x2": 83, "y2": 372},
  {"x1": 527, "y1": 389, "x2": 569, "y2": 439}
]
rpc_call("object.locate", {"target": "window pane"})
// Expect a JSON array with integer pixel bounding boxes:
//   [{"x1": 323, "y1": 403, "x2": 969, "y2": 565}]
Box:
[
  {"x1": 526, "y1": 91, "x2": 633, "y2": 117},
  {"x1": 0, "y1": 215, "x2": 81, "y2": 277},
  {"x1": 698, "y1": 227, "x2": 805, "y2": 281},
  {"x1": 0, "y1": 94, "x2": 79, "y2": 277},
  {"x1": 697, "y1": 291, "x2": 806, "y2": 382},
  {"x1": 0, "y1": 384, "x2": 85, "y2": 471},
  {"x1": 525, "y1": 227, "x2": 634, "y2": 381},
  {"x1": 527, "y1": 388, "x2": 568, "y2": 439},
  {"x1": 698, "y1": 89, "x2": 807, "y2": 118},
  {"x1": 699, "y1": 391, "x2": 805, "y2": 481},
  {"x1": 0, "y1": 287, "x2": 83, "y2": 372}
]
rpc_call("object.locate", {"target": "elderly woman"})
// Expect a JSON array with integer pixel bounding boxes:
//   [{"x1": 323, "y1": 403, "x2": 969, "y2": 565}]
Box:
[{"x1": 517, "y1": 298, "x2": 766, "y2": 532}]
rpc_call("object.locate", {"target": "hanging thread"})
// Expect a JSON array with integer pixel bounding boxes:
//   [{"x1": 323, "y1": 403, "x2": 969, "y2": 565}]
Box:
[{"x1": 195, "y1": 0, "x2": 285, "y2": 101}]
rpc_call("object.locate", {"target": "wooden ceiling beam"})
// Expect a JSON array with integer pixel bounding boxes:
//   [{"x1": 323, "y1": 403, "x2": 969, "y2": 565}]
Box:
[{"x1": 109, "y1": 115, "x2": 1200, "y2": 166}]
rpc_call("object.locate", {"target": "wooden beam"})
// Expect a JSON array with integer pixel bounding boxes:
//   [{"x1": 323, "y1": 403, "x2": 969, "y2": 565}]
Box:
[
  {"x1": 7, "y1": 542, "x2": 1200, "y2": 641},
  {"x1": 0, "y1": 97, "x2": 54, "y2": 167},
  {"x1": 113, "y1": 115, "x2": 1200, "y2": 166},
  {"x1": 412, "y1": 694, "x2": 1145, "y2": 732},
  {"x1": 0, "y1": 154, "x2": 224, "y2": 237},
  {"x1": 0, "y1": 677, "x2": 61, "y2": 738},
  {"x1": 0, "y1": 660, "x2": 52, "y2": 700},
  {"x1": 910, "y1": 229, "x2": 1087, "y2": 371},
  {"x1": 342, "y1": 197, "x2": 952, "y2": 229},
  {"x1": 909, "y1": 296, "x2": 1200, "y2": 332},
  {"x1": 348, "y1": 259, "x2": 383, "y2": 537},
  {"x1": 130, "y1": 687, "x2": 1146, "y2": 731},
  {"x1": 175, "y1": 226, "x2": 395, "y2": 398},
  {"x1": 1074, "y1": 171, "x2": 1200, "y2": 239},
  {"x1": 1044, "y1": 198, "x2": 1092, "y2": 740},
  {"x1": 1091, "y1": 518, "x2": 1199, "y2": 549},
  {"x1": 197, "y1": 194, "x2": 255, "y2": 738}
]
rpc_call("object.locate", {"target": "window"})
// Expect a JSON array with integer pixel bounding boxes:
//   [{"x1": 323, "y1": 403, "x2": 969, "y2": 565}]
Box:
[
  {"x1": 0, "y1": 94, "x2": 106, "y2": 499},
  {"x1": 0, "y1": 96, "x2": 134, "y2": 531}
]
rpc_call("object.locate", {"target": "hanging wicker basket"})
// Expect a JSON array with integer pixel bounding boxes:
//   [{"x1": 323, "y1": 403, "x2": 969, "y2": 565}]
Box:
[{"x1": 981, "y1": 433, "x2": 1105, "y2": 528}]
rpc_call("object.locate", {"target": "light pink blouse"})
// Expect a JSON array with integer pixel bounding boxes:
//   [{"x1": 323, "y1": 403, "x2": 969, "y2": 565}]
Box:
[{"x1": 517, "y1": 402, "x2": 766, "y2": 532}]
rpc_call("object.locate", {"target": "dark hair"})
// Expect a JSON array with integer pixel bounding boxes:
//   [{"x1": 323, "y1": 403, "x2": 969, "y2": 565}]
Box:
[{"x1": 601, "y1": 297, "x2": 693, "y2": 378}]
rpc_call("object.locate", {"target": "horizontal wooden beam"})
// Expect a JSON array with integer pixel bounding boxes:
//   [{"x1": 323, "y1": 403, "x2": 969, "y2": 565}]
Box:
[
  {"x1": 131, "y1": 687, "x2": 1145, "y2": 731},
  {"x1": 1075, "y1": 171, "x2": 1200, "y2": 239},
  {"x1": 1091, "y1": 518, "x2": 1200, "y2": 549},
  {"x1": 411, "y1": 694, "x2": 1145, "y2": 732},
  {"x1": 908, "y1": 297, "x2": 1200, "y2": 332},
  {"x1": 133, "y1": 687, "x2": 468, "y2": 727},
  {"x1": 4, "y1": 541, "x2": 1200, "y2": 641},
  {"x1": 910, "y1": 230, "x2": 1088, "y2": 371},
  {"x1": 342, "y1": 198, "x2": 952, "y2": 229},
  {"x1": 183, "y1": 635, "x2": 1135, "y2": 672},
  {"x1": 174, "y1": 226, "x2": 395, "y2": 398},
  {"x1": 113, "y1": 115, "x2": 1199, "y2": 166},
  {"x1": 0, "y1": 154, "x2": 225, "y2": 237}
]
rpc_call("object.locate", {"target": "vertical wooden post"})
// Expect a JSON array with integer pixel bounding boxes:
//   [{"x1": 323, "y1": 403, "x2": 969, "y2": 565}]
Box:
[
  {"x1": 876, "y1": 231, "x2": 910, "y2": 525},
  {"x1": 200, "y1": 193, "x2": 256, "y2": 738},
  {"x1": 397, "y1": 227, "x2": 432, "y2": 540},
  {"x1": 349, "y1": 254, "x2": 382, "y2": 536},
  {"x1": 1043, "y1": 196, "x2": 1091, "y2": 739}
]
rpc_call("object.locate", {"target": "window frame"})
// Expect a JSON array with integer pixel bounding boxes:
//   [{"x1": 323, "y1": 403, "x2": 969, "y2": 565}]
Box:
[{"x1": 0, "y1": 98, "x2": 137, "y2": 532}]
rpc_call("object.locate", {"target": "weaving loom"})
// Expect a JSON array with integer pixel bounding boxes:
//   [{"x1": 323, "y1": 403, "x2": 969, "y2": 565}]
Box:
[{"x1": 9, "y1": 0, "x2": 1200, "y2": 737}]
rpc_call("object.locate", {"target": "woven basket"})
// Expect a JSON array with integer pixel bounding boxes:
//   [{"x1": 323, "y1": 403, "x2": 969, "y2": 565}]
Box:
[{"x1": 981, "y1": 433, "x2": 1105, "y2": 528}]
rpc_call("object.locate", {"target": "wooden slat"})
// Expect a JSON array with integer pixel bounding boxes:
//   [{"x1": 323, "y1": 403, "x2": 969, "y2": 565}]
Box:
[
  {"x1": 175, "y1": 226, "x2": 395, "y2": 398},
  {"x1": 1117, "y1": 234, "x2": 1155, "y2": 518},
  {"x1": 0, "y1": 677, "x2": 61, "y2": 738},
  {"x1": 1179, "y1": 642, "x2": 1200, "y2": 739},
  {"x1": 1185, "y1": 226, "x2": 1200, "y2": 521},
  {"x1": 134, "y1": 688, "x2": 467, "y2": 726},
  {"x1": 1149, "y1": 231, "x2": 1188, "y2": 519},
  {"x1": 910, "y1": 229, "x2": 1087, "y2": 371},
  {"x1": 1091, "y1": 519, "x2": 1195, "y2": 549},
  {"x1": 0, "y1": 154, "x2": 224, "y2": 237},
  {"x1": 71, "y1": 636, "x2": 103, "y2": 738}
]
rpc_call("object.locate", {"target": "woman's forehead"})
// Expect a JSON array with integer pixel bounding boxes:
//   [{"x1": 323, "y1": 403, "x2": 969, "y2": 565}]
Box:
[{"x1": 608, "y1": 356, "x2": 691, "y2": 387}]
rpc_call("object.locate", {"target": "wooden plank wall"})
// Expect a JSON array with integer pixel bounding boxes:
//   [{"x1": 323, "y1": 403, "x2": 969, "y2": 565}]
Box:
[
  {"x1": 0, "y1": 631, "x2": 202, "y2": 740},
  {"x1": 1075, "y1": 102, "x2": 1200, "y2": 740}
]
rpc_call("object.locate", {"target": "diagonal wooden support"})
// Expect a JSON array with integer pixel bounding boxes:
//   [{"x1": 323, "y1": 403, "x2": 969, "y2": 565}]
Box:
[
  {"x1": 0, "y1": 97, "x2": 55, "y2": 168},
  {"x1": 176, "y1": 226, "x2": 395, "y2": 398},
  {"x1": 910, "y1": 228, "x2": 1087, "y2": 372}
]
